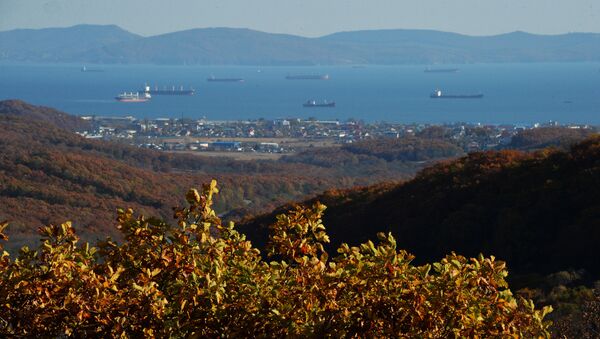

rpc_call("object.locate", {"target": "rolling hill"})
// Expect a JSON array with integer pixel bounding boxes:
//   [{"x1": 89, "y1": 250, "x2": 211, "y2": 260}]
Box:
[{"x1": 240, "y1": 136, "x2": 600, "y2": 280}]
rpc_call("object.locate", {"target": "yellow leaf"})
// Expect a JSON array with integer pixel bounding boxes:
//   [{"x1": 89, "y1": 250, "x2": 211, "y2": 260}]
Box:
[{"x1": 181, "y1": 300, "x2": 187, "y2": 312}]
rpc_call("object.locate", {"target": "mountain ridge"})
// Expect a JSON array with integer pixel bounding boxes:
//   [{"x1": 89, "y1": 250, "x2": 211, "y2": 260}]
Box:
[
  {"x1": 3, "y1": 24, "x2": 600, "y2": 64},
  {"x1": 0, "y1": 24, "x2": 141, "y2": 62}
]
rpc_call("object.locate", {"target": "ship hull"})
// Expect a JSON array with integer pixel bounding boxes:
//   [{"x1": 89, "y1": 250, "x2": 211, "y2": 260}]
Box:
[
  {"x1": 286, "y1": 75, "x2": 329, "y2": 80},
  {"x1": 207, "y1": 78, "x2": 244, "y2": 82},
  {"x1": 430, "y1": 94, "x2": 483, "y2": 99},
  {"x1": 115, "y1": 98, "x2": 150, "y2": 102},
  {"x1": 424, "y1": 68, "x2": 459, "y2": 73},
  {"x1": 303, "y1": 103, "x2": 335, "y2": 108}
]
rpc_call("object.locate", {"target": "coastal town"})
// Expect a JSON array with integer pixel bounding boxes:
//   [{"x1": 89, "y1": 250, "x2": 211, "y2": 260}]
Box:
[{"x1": 77, "y1": 115, "x2": 597, "y2": 157}]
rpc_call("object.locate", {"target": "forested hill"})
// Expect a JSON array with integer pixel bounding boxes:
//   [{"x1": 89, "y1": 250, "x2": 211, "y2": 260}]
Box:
[
  {"x1": 3, "y1": 24, "x2": 600, "y2": 64},
  {"x1": 0, "y1": 100, "x2": 91, "y2": 131},
  {"x1": 0, "y1": 100, "x2": 324, "y2": 248},
  {"x1": 504, "y1": 126, "x2": 595, "y2": 150},
  {"x1": 0, "y1": 100, "x2": 462, "y2": 250},
  {"x1": 240, "y1": 136, "x2": 600, "y2": 279}
]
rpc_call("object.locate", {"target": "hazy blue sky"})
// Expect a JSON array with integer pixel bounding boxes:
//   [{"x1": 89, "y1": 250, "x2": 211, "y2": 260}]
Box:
[{"x1": 1, "y1": 0, "x2": 599, "y2": 36}]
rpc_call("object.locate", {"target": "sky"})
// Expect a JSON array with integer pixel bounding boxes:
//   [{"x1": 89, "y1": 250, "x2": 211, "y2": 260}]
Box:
[{"x1": 1, "y1": 0, "x2": 599, "y2": 37}]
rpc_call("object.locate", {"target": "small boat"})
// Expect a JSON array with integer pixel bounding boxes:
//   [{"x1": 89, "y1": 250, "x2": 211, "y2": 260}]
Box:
[
  {"x1": 81, "y1": 66, "x2": 103, "y2": 72},
  {"x1": 115, "y1": 92, "x2": 151, "y2": 102},
  {"x1": 430, "y1": 89, "x2": 483, "y2": 99},
  {"x1": 303, "y1": 100, "x2": 335, "y2": 108}
]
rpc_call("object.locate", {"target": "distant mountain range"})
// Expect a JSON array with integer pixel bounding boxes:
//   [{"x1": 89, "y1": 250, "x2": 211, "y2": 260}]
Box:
[{"x1": 2, "y1": 24, "x2": 600, "y2": 65}]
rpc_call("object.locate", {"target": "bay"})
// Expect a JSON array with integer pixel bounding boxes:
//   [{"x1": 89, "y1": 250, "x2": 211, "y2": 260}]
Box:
[{"x1": 1, "y1": 63, "x2": 599, "y2": 125}]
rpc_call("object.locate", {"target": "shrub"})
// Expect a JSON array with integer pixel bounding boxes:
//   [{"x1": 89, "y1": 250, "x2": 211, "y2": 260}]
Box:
[{"x1": 0, "y1": 180, "x2": 551, "y2": 337}]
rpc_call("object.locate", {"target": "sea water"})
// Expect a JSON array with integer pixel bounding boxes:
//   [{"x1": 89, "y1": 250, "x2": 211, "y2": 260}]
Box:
[{"x1": 1, "y1": 63, "x2": 599, "y2": 125}]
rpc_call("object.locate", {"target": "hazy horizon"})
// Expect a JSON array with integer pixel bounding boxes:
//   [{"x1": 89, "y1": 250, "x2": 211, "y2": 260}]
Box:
[
  {"x1": 4, "y1": 23, "x2": 600, "y2": 39},
  {"x1": 1, "y1": 0, "x2": 599, "y2": 37}
]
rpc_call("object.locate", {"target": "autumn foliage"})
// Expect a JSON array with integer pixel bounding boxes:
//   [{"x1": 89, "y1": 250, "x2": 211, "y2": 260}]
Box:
[
  {"x1": 0, "y1": 181, "x2": 550, "y2": 337},
  {"x1": 1, "y1": 100, "x2": 437, "y2": 249},
  {"x1": 243, "y1": 135, "x2": 600, "y2": 283}
]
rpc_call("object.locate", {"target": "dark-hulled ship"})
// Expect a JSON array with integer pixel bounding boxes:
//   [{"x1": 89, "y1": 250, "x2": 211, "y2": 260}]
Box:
[{"x1": 424, "y1": 68, "x2": 459, "y2": 73}]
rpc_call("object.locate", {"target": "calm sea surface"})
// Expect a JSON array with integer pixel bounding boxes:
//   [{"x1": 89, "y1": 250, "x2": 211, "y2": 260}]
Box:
[{"x1": 1, "y1": 63, "x2": 599, "y2": 124}]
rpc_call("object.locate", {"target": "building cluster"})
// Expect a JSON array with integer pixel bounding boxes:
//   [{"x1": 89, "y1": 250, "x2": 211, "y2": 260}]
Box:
[{"x1": 78, "y1": 115, "x2": 596, "y2": 154}]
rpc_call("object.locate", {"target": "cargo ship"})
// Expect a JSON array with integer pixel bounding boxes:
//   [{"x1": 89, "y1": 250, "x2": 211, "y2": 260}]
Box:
[
  {"x1": 143, "y1": 84, "x2": 195, "y2": 95},
  {"x1": 303, "y1": 100, "x2": 335, "y2": 108},
  {"x1": 207, "y1": 76, "x2": 244, "y2": 82},
  {"x1": 424, "y1": 68, "x2": 459, "y2": 73},
  {"x1": 286, "y1": 74, "x2": 329, "y2": 80},
  {"x1": 430, "y1": 89, "x2": 483, "y2": 99},
  {"x1": 115, "y1": 92, "x2": 151, "y2": 102}
]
